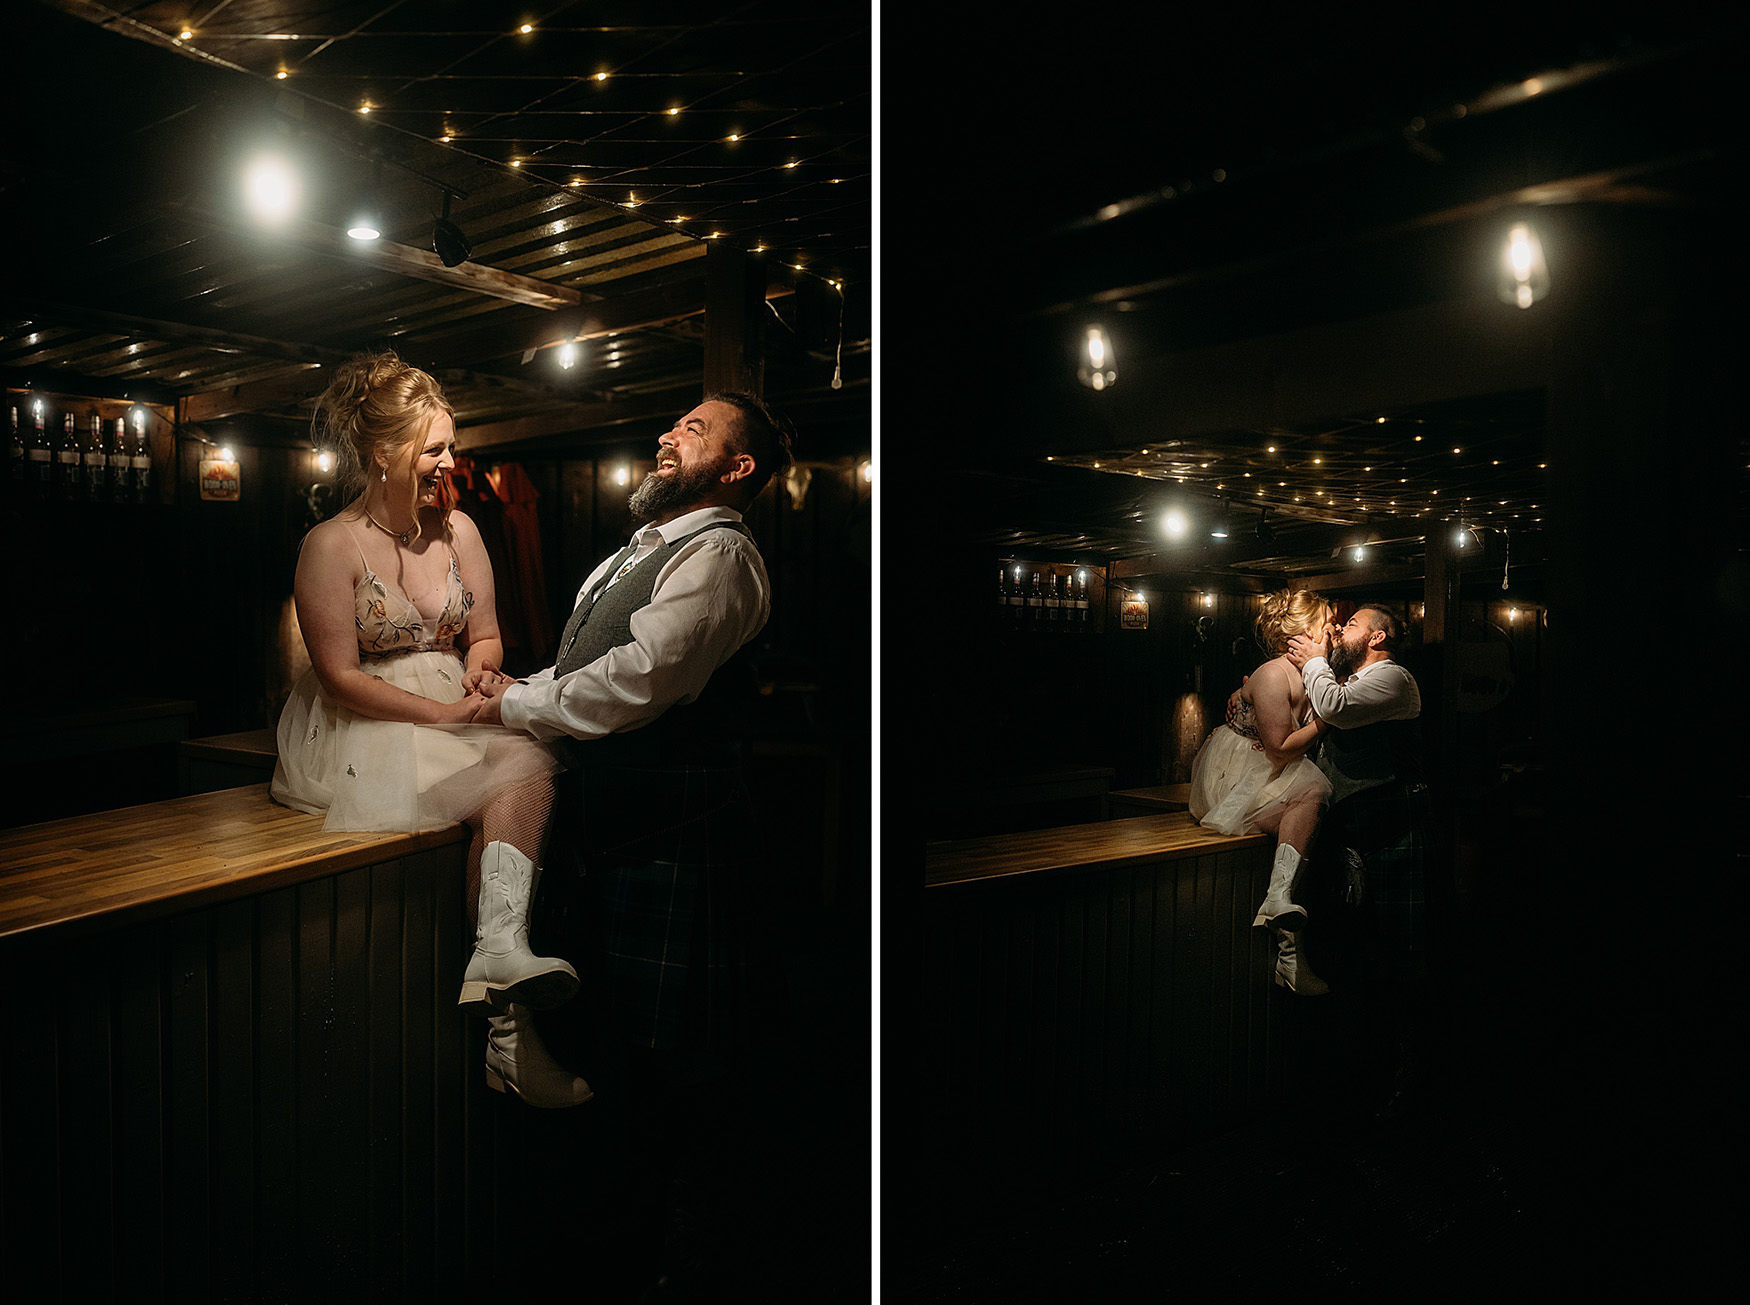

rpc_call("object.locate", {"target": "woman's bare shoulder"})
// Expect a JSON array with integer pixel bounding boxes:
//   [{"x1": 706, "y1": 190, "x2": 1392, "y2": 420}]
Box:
[
  {"x1": 1246, "y1": 657, "x2": 1293, "y2": 693},
  {"x1": 298, "y1": 514, "x2": 365, "y2": 570},
  {"x1": 444, "y1": 506, "x2": 481, "y2": 545}
]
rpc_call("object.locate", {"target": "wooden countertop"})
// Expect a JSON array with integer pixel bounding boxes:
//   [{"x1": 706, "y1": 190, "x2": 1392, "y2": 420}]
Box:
[
  {"x1": 1109, "y1": 782, "x2": 1193, "y2": 811},
  {"x1": 925, "y1": 812, "x2": 1268, "y2": 889},
  {"x1": 0, "y1": 783, "x2": 465, "y2": 944}
]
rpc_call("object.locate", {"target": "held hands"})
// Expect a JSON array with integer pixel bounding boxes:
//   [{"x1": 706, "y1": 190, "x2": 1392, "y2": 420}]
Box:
[
  {"x1": 463, "y1": 661, "x2": 515, "y2": 697},
  {"x1": 462, "y1": 660, "x2": 512, "y2": 726}
]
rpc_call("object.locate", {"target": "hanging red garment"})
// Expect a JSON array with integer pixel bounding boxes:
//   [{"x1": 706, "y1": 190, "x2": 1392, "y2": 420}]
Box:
[
  {"x1": 483, "y1": 462, "x2": 555, "y2": 666},
  {"x1": 444, "y1": 458, "x2": 536, "y2": 673}
]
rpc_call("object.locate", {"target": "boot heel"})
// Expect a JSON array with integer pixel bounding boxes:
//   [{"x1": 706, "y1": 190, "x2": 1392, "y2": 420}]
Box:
[
  {"x1": 484, "y1": 1063, "x2": 511, "y2": 1096},
  {"x1": 456, "y1": 980, "x2": 506, "y2": 1015}
]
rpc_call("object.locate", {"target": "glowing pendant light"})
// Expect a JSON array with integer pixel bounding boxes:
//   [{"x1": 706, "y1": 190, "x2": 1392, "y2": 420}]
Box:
[
  {"x1": 1077, "y1": 326, "x2": 1117, "y2": 390},
  {"x1": 1498, "y1": 221, "x2": 1549, "y2": 309}
]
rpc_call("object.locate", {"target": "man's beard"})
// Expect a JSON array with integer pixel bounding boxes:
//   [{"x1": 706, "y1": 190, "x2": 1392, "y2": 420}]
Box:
[
  {"x1": 627, "y1": 456, "x2": 723, "y2": 523},
  {"x1": 1328, "y1": 638, "x2": 1360, "y2": 678}
]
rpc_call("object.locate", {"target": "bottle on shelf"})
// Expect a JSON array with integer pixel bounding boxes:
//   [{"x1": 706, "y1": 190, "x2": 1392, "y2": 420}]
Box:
[
  {"x1": 83, "y1": 413, "x2": 108, "y2": 502},
  {"x1": 107, "y1": 417, "x2": 131, "y2": 503},
  {"x1": 54, "y1": 412, "x2": 82, "y2": 499},
  {"x1": 129, "y1": 410, "x2": 152, "y2": 502},
  {"x1": 1044, "y1": 571, "x2": 1060, "y2": 628},
  {"x1": 1026, "y1": 572, "x2": 1043, "y2": 627},
  {"x1": 6, "y1": 404, "x2": 23, "y2": 500},
  {"x1": 997, "y1": 566, "x2": 1008, "y2": 616},
  {"x1": 1007, "y1": 565, "x2": 1026, "y2": 623},
  {"x1": 26, "y1": 400, "x2": 52, "y2": 499},
  {"x1": 1075, "y1": 571, "x2": 1091, "y2": 629}
]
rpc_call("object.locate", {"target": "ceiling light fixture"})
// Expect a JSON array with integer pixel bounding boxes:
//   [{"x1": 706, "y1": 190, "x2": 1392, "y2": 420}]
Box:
[
  {"x1": 431, "y1": 191, "x2": 472, "y2": 267},
  {"x1": 1077, "y1": 326, "x2": 1116, "y2": 391},
  {"x1": 347, "y1": 163, "x2": 384, "y2": 241},
  {"x1": 1499, "y1": 220, "x2": 1549, "y2": 309},
  {"x1": 243, "y1": 153, "x2": 300, "y2": 227}
]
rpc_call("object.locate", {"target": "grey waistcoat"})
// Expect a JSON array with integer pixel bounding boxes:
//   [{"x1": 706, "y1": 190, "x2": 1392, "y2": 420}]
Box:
[{"x1": 552, "y1": 520, "x2": 757, "y2": 768}]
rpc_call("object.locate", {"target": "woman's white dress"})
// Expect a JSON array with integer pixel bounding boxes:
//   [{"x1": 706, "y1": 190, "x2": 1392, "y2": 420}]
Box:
[
  {"x1": 1188, "y1": 682, "x2": 1331, "y2": 835},
  {"x1": 270, "y1": 540, "x2": 559, "y2": 832}
]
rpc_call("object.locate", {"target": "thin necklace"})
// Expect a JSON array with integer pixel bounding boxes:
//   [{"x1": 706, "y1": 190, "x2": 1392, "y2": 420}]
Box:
[{"x1": 364, "y1": 507, "x2": 417, "y2": 546}]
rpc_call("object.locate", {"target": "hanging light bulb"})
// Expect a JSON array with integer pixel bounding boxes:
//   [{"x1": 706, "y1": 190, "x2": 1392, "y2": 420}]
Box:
[
  {"x1": 1076, "y1": 326, "x2": 1117, "y2": 391},
  {"x1": 1498, "y1": 221, "x2": 1549, "y2": 309},
  {"x1": 557, "y1": 341, "x2": 578, "y2": 369}
]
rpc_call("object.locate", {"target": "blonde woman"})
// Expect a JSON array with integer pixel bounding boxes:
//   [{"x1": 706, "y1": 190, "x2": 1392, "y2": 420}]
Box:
[
  {"x1": 271, "y1": 350, "x2": 589, "y2": 1106},
  {"x1": 1188, "y1": 588, "x2": 1334, "y2": 993}
]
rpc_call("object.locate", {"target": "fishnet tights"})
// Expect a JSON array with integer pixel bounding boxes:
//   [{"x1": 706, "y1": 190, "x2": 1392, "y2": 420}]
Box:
[{"x1": 464, "y1": 773, "x2": 556, "y2": 928}]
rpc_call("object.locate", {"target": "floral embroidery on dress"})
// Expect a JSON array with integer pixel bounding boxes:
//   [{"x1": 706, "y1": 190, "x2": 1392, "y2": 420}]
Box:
[
  {"x1": 1226, "y1": 694, "x2": 1267, "y2": 752},
  {"x1": 355, "y1": 554, "x2": 471, "y2": 655}
]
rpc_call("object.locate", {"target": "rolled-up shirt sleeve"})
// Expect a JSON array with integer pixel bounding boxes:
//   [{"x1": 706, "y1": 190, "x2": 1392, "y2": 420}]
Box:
[
  {"x1": 498, "y1": 532, "x2": 770, "y2": 743},
  {"x1": 1302, "y1": 657, "x2": 1420, "y2": 728}
]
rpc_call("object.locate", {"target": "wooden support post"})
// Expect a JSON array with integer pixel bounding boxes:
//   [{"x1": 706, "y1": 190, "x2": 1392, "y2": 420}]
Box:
[{"x1": 704, "y1": 242, "x2": 766, "y2": 397}]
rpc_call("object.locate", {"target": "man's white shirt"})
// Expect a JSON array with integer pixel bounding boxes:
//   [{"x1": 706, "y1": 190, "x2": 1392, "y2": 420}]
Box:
[
  {"x1": 499, "y1": 505, "x2": 770, "y2": 743},
  {"x1": 1301, "y1": 655, "x2": 1421, "y2": 728}
]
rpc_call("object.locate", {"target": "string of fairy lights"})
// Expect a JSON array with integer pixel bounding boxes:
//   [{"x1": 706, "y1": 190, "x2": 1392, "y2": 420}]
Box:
[
  {"x1": 165, "y1": 14, "x2": 861, "y2": 297},
  {"x1": 1054, "y1": 213, "x2": 1555, "y2": 547}
]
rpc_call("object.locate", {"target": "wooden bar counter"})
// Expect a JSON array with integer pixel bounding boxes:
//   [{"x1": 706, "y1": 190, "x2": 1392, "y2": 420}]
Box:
[
  {"x1": 0, "y1": 783, "x2": 512, "y2": 1300},
  {"x1": 0, "y1": 782, "x2": 467, "y2": 941},
  {"x1": 924, "y1": 812, "x2": 1286, "y2": 1168},
  {"x1": 926, "y1": 809, "x2": 1259, "y2": 887}
]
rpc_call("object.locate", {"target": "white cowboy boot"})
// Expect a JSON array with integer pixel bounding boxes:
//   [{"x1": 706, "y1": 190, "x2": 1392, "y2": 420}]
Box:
[
  {"x1": 1273, "y1": 930, "x2": 1329, "y2": 996},
  {"x1": 457, "y1": 841, "x2": 580, "y2": 1015},
  {"x1": 1253, "y1": 843, "x2": 1309, "y2": 931},
  {"x1": 484, "y1": 1003, "x2": 594, "y2": 1108}
]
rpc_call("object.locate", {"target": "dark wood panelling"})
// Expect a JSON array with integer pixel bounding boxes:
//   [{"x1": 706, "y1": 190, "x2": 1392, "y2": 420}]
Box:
[
  {"x1": 926, "y1": 840, "x2": 1279, "y2": 1177},
  {"x1": 0, "y1": 844, "x2": 474, "y2": 1300}
]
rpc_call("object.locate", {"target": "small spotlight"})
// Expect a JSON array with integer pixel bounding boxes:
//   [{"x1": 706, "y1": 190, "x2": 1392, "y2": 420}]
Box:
[
  {"x1": 316, "y1": 450, "x2": 334, "y2": 474},
  {"x1": 557, "y1": 342, "x2": 578, "y2": 369},
  {"x1": 432, "y1": 193, "x2": 472, "y2": 267},
  {"x1": 613, "y1": 465, "x2": 630, "y2": 487},
  {"x1": 1161, "y1": 508, "x2": 1188, "y2": 539}
]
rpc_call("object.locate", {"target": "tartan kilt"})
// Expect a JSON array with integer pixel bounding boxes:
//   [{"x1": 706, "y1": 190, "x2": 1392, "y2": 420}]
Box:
[
  {"x1": 547, "y1": 760, "x2": 753, "y2": 1055},
  {"x1": 1318, "y1": 781, "x2": 1432, "y2": 981}
]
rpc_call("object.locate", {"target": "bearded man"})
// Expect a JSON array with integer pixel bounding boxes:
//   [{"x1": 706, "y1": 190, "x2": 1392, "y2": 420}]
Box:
[
  {"x1": 1288, "y1": 603, "x2": 1433, "y2": 1122},
  {"x1": 472, "y1": 391, "x2": 793, "y2": 1294}
]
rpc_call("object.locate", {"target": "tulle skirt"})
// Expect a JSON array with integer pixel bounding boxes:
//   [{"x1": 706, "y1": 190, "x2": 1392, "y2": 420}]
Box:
[
  {"x1": 1187, "y1": 725, "x2": 1331, "y2": 836},
  {"x1": 270, "y1": 649, "x2": 561, "y2": 833}
]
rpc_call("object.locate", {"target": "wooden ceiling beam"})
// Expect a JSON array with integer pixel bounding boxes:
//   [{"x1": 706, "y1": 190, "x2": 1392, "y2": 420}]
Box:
[
  {"x1": 410, "y1": 268, "x2": 795, "y2": 372},
  {"x1": 1, "y1": 294, "x2": 347, "y2": 368},
  {"x1": 188, "y1": 211, "x2": 586, "y2": 312},
  {"x1": 181, "y1": 368, "x2": 329, "y2": 423},
  {"x1": 456, "y1": 392, "x2": 693, "y2": 453}
]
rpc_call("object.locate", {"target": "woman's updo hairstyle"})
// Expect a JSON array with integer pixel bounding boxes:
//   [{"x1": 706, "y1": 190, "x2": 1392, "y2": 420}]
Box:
[
  {"x1": 1255, "y1": 588, "x2": 1332, "y2": 657},
  {"x1": 313, "y1": 350, "x2": 454, "y2": 503}
]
